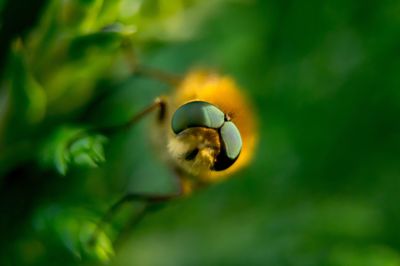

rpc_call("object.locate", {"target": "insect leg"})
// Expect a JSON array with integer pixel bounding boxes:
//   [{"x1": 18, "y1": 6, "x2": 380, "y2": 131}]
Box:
[
  {"x1": 120, "y1": 38, "x2": 181, "y2": 86},
  {"x1": 135, "y1": 65, "x2": 182, "y2": 86},
  {"x1": 111, "y1": 174, "x2": 197, "y2": 246},
  {"x1": 89, "y1": 187, "x2": 183, "y2": 246},
  {"x1": 113, "y1": 201, "x2": 170, "y2": 248},
  {"x1": 98, "y1": 97, "x2": 167, "y2": 136}
]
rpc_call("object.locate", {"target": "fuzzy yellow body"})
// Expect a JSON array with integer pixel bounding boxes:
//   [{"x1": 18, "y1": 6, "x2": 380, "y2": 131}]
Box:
[{"x1": 152, "y1": 70, "x2": 257, "y2": 192}]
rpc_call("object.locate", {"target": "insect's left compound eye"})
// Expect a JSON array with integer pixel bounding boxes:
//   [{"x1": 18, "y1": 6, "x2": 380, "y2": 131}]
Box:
[
  {"x1": 171, "y1": 101, "x2": 225, "y2": 134},
  {"x1": 213, "y1": 121, "x2": 242, "y2": 171},
  {"x1": 220, "y1": 122, "x2": 242, "y2": 160}
]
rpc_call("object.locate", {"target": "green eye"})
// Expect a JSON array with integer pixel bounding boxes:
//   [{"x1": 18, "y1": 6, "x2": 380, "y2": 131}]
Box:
[
  {"x1": 171, "y1": 101, "x2": 225, "y2": 134},
  {"x1": 213, "y1": 121, "x2": 242, "y2": 171},
  {"x1": 220, "y1": 122, "x2": 242, "y2": 160}
]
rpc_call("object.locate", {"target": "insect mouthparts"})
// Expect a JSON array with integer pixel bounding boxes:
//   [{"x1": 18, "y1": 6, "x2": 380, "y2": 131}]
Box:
[{"x1": 184, "y1": 148, "x2": 199, "y2": 161}]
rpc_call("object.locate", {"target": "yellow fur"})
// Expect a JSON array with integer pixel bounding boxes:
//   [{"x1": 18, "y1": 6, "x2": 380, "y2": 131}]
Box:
[{"x1": 154, "y1": 70, "x2": 258, "y2": 190}]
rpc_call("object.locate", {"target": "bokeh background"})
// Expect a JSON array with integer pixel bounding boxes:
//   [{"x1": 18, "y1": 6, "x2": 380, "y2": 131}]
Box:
[{"x1": 1, "y1": 0, "x2": 400, "y2": 265}]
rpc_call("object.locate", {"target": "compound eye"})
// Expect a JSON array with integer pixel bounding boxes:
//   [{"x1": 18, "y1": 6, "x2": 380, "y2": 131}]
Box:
[
  {"x1": 171, "y1": 101, "x2": 225, "y2": 134},
  {"x1": 221, "y1": 122, "x2": 242, "y2": 160},
  {"x1": 213, "y1": 121, "x2": 242, "y2": 171}
]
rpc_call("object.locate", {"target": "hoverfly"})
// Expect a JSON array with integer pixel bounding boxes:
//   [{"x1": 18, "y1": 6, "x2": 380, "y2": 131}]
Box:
[
  {"x1": 91, "y1": 67, "x2": 257, "y2": 244},
  {"x1": 151, "y1": 69, "x2": 258, "y2": 193}
]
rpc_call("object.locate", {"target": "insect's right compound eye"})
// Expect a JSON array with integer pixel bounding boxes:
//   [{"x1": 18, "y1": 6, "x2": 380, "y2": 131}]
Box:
[
  {"x1": 212, "y1": 121, "x2": 242, "y2": 171},
  {"x1": 171, "y1": 101, "x2": 225, "y2": 134}
]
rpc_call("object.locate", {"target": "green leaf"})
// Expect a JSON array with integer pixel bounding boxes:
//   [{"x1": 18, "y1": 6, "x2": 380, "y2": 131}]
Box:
[
  {"x1": 68, "y1": 31, "x2": 125, "y2": 60},
  {"x1": 34, "y1": 206, "x2": 115, "y2": 263},
  {"x1": 56, "y1": 0, "x2": 104, "y2": 33},
  {"x1": 40, "y1": 127, "x2": 107, "y2": 175},
  {"x1": 3, "y1": 40, "x2": 47, "y2": 142},
  {"x1": 80, "y1": 222, "x2": 115, "y2": 263},
  {"x1": 69, "y1": 134, "x2": 108, "y2": 167},
  {"x1": 40, "y1": 127, "x2": 82, "y2": 175},
  {"x1": 122, "y1": 0, "x2": 227, "y2": 42}
]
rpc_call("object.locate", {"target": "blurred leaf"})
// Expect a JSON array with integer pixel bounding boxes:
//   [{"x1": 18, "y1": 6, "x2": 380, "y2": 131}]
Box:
[
  {"x1": 67, "y1": 31, "x2": 126, "y2": 60},
  {"x1": 40, "y1": 127, "x2": 82, "y2": 175},
  {"x1": 131, "y1": 0, "x2": 226, "y2": 41},
  {"x1": 34, "y1": 205, "x2": 115, "y2": 263},
  {"x1": 35, "y1": 31, "x2": 129, "y2": 115},
  {"x1": 57, "y1": 0, "x2": 104, "y2": 33},
  {"x1": 97, "y1": 0, "x2": 123, "y2": 27},
  {"x1": 40, "y1": 126, "x2": 107, "y2": 175},
  {"x1": 80, "y1": 222, "x2": 115, "y2": 263},
  {"x1": 69, "y1": 134, "x2": 108, "y2": 167},
  {"x1": 5, "y1": 40, "x2": 47, "y2": 131}
]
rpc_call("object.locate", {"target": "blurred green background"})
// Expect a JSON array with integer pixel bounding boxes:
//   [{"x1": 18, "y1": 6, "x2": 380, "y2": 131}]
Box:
[{"x1": 1, "y1": 0, "x2": 400, "y2": 265}]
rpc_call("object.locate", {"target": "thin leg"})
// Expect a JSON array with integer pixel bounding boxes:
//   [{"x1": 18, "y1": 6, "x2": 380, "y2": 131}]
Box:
[
  {"x1": 120, "y1": 40, "x2": 182, "y2": 86},
  {"x1": 135, "y1": 65, "x2": 182, "y2": 87},
  {"x1": 97, "y1": 97, "x2": 166, "y2": 136},
  {"x1": 66, "y1": 98, "x2": 166, "y2": 152},
  {"x1": 113, "y1": 202, "x2": 168, "y2": 248},
  {"x1": 89, "y1": 189, "x2": 182, "y2": 246}
]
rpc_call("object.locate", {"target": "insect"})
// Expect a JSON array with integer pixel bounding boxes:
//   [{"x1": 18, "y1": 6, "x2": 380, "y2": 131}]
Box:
[
  {"x1": 150, "y1": 70, "x2": 258, "y2": 193},
  {"x1": 90, "y1": 67, "x2": 257, "y2": 244}
]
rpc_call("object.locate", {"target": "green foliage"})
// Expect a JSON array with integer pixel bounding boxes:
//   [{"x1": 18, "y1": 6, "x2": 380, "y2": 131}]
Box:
[
  {"x1": 1, "y1": 0, "x2": 400, "y2": 265},
  {"x1": 40, "y1": 127, "x2": 107, "y2": 175},
  {"x1": 34, "y1": 206, "x2": 114, "y2": 263},
  {"x1": 0, "y1": 0, "x2": 229, "y2": 264},
  {"x1": 7, "y1": 41, "x2": 46, "y2": 128},
  {"x1": 69, "y1": 134, "x2": 107, "y2": 169}
]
